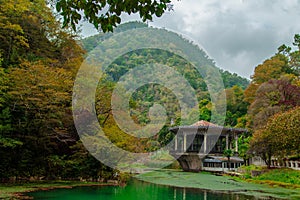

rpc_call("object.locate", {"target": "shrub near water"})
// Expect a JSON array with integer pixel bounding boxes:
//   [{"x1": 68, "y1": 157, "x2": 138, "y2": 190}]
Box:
[{"x1": 239, "y1": 165, "x2": 265, "y2": 178}]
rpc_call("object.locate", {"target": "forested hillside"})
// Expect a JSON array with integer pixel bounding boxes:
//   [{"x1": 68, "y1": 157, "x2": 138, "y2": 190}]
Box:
[
  {"x1": 80, "y1": 22, "x2": 250, "y2": 150},
  {"x1": 81, "y1": 22, "x2": 249, "y2": 90},
  {"x1": 0, "y1": 0, "x2": 114, "y2": 181}
]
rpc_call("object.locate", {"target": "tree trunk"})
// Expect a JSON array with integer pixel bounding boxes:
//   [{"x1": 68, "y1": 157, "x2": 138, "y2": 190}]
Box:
[{"x1": 227, "y1": 157, "x2": 231, "y2": 171}]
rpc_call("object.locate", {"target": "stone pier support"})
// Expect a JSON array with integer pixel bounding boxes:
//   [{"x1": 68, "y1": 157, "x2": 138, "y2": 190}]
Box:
[{"x1": 177, "y1": 154, "x2": 203, "y2": 172}]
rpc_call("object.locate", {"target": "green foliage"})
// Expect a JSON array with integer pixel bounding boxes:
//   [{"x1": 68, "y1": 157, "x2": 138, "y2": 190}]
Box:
[
  {"x1": 246, "y1": 35, "x2": 300, "y2": 168},
  {"x1": 220, "y1": 70, "x2": 249, "y2": 89},
  {"x1": 223, "y1": 149, "x2": 233, "y2": 158},
  {"x1": 82, "y1": 22, "x2": 249, "y2": 130},
  {"x1": 239, "y1": 164, "x2": 264, "y2": 171},
  {"x1": 80, "y1": 21, "x2": 148, "y2": 52},
  {"x1": 81, "y1": 23, "x2": 250, "y2": 152},
  {"x1": 8, "y1": 62, "x2": 73, "y2": 133},
  {"x1": 54, "y1": 0, "x2": 171, "y2": 32},
  {"x1": 255, "y1": 169, "x2": 300, "y2": 185},
  {"x1": 0, "y1": 68, "x2": 8, "y2": 107},
  {"x1": 0, "y1": 108, "x2": 12, "y2": 135},
  {"x1": 264, "y1": 107, "x2": 300, "y2": 156},
  {"x1": 199, "y1": 99, "x2": 212, "y2": 121},
  {"x1": 0, "y1": 136, "x2": 22, "y2": 148},
  {"x1": 249, "y1": 107, "x2": 300, "y2": 167},
  {"x1": 0, "y1": 0, "x2": 85, "y2": 68},
  {"x1": 0, "y1": 0, "x2": 114, "y2": 181},
  {"x1": 246, "y1": 36, "x2": 300, "y2": 135},
  {"x1": 277, "y1": 34, "x2": 300, "y2": 75},
  {"x1": 225, "y1": 85, "x2": 249, "y2": 127},
  {"x1": 0, "y1": 0, "x2": 29, "y2": 66},
  {"x1": 238, "y1": 134, "x2": 251, "y2": 162}
]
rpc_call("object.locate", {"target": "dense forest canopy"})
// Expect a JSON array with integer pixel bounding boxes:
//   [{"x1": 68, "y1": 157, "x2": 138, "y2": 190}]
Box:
[
  {"x1": 81, "y1": 22, "x2": 250, "y2": 89},
  {"x1": 77, "y1": 22, "x2": 250, "y2": 161},
  {"x1": 0, "y1": 0, "x2": 114, "y2": 180}
]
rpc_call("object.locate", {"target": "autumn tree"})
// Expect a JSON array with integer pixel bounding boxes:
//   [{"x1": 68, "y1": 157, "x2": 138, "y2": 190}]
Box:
[
  {"x1": 247, "y1": 77, "x2": 300, "y2": 130},
  {"x1": 245, "y1": 34, "x2": 300, "y2": 167},
  {"x1": 0, "y1": 0, "x2": 84, "y2": 68},
  {"x1": 249, "y1": 129, "x2": 274, "y2": 168},
  {"x1": 0, "y1": 0, "x2": 30, "y2": 66},
  {"x1": 264, "y1": 107, "x2": 300, "y2": 157},
  {"x1": 245, "y1": 35, "x2": 300, "y2": 130},
  {"x1": 8, "y1": 62, "x2": 73, "y2": 134},
  {"x1": 0, "y1": 0, "x2": 113, "y2": 180},
  {"x1": 249, "y1": 107, "x2": 300, "y2": 167},
  {"x1": 244, "y1": 54, "x2": 291, "y2": 104}
]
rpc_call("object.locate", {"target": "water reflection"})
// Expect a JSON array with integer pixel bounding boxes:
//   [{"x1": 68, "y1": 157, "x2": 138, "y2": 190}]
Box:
[{"x1": 28, "y1": 178, "x2": 282, "y2": 200}]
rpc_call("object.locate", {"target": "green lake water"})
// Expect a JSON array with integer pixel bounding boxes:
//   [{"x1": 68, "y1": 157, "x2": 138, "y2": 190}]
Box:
[
  {"x1": 28, "y1": 180, "x2": 256, "y2": 200},
  {"x1": 27, "y1": 170, "x2": 300, "y2": 200},
  {"x1": 28, "y1": 178, "x2": 287, "y2": 200}
]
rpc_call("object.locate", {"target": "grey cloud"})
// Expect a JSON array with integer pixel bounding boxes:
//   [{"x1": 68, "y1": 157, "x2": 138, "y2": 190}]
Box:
[
  {"x1": 148, "y1": 0, "x2": 300, "y2": 78},
  {"x1": 80, "y1": 0, "x2": 300, "y2": 78}
]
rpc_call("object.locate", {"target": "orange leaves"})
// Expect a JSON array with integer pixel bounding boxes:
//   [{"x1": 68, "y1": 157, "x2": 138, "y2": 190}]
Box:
[
  {"x1": 7, "y1": 61, "x2": 73, "y2": 129},
  {"x1": 265, "y1": 107, "x2": 300, "y2": 153},
  {"x1": 247, "y1": 42, "x2": 300, "y2": 161},
  {"x1": 250, "y1": 107, "x2": 300, "y2": 160},
  {"x1": 252, "y1": 55, "x2": 289, "y2": 84},
  {"x1": 244, "y1": 55, "x2": 289, "y2": 105}
]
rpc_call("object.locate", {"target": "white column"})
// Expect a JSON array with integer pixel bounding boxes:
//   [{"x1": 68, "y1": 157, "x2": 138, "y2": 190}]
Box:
[
  {"x1": 235, "y1": 134, "x2": 238, "y2": 153},
  {"x1": 183, "y1": 134, "x2": 187, "y2": 152},
  {"x1": 203, "y1": 134, "x2": 207, "y2": 153},
  {"x1": 222, "y1": 162, "x2": 224, "y2": 172},
  {"x1": 226, "y1": 135, "x2": 229, "y2": 150},
  {"x1": 174, "y1": 135, "x2": 178, "y2": 151}
]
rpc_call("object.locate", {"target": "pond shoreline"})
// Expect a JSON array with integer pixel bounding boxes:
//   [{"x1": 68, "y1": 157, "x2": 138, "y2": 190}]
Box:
[
  {"x1": 1, "y1": 169, "x2": 300, "y2": 199},
  {"x1": 135, "y1": 170, "x2": 300, "y2": 199},
  {"x1": 0, "y1": 181, "x2": 120, "y2": 199}
]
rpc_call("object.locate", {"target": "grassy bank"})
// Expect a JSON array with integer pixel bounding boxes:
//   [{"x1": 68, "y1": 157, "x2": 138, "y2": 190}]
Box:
[
  {"x1": 136, "y1": 170, "x2": 300, "y2": 199},
  {"x1": 0, "y1": 181, "x2": 118, "y2": 199},
  {"x1": 255, "y1": 168, "x2": 300, "y2": 184},
  {"x1": 236, "y1": 166, "x2": 300, "y2": 189}
]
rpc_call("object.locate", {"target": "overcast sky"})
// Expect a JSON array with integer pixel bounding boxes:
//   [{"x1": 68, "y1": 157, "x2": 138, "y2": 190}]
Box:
[{"x1": 80, "y1": 0, "x2": 300, "y2": 79}]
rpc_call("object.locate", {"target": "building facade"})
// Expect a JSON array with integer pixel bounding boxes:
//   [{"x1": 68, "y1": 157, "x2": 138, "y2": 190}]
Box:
[{"x1": 169, "y1": 120, "x2": 246, "y2": 172}]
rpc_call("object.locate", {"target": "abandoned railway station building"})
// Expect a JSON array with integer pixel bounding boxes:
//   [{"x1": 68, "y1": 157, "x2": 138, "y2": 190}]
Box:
[{"x1": 169, "y1": 120, "x2": 247, "y2": 172}]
